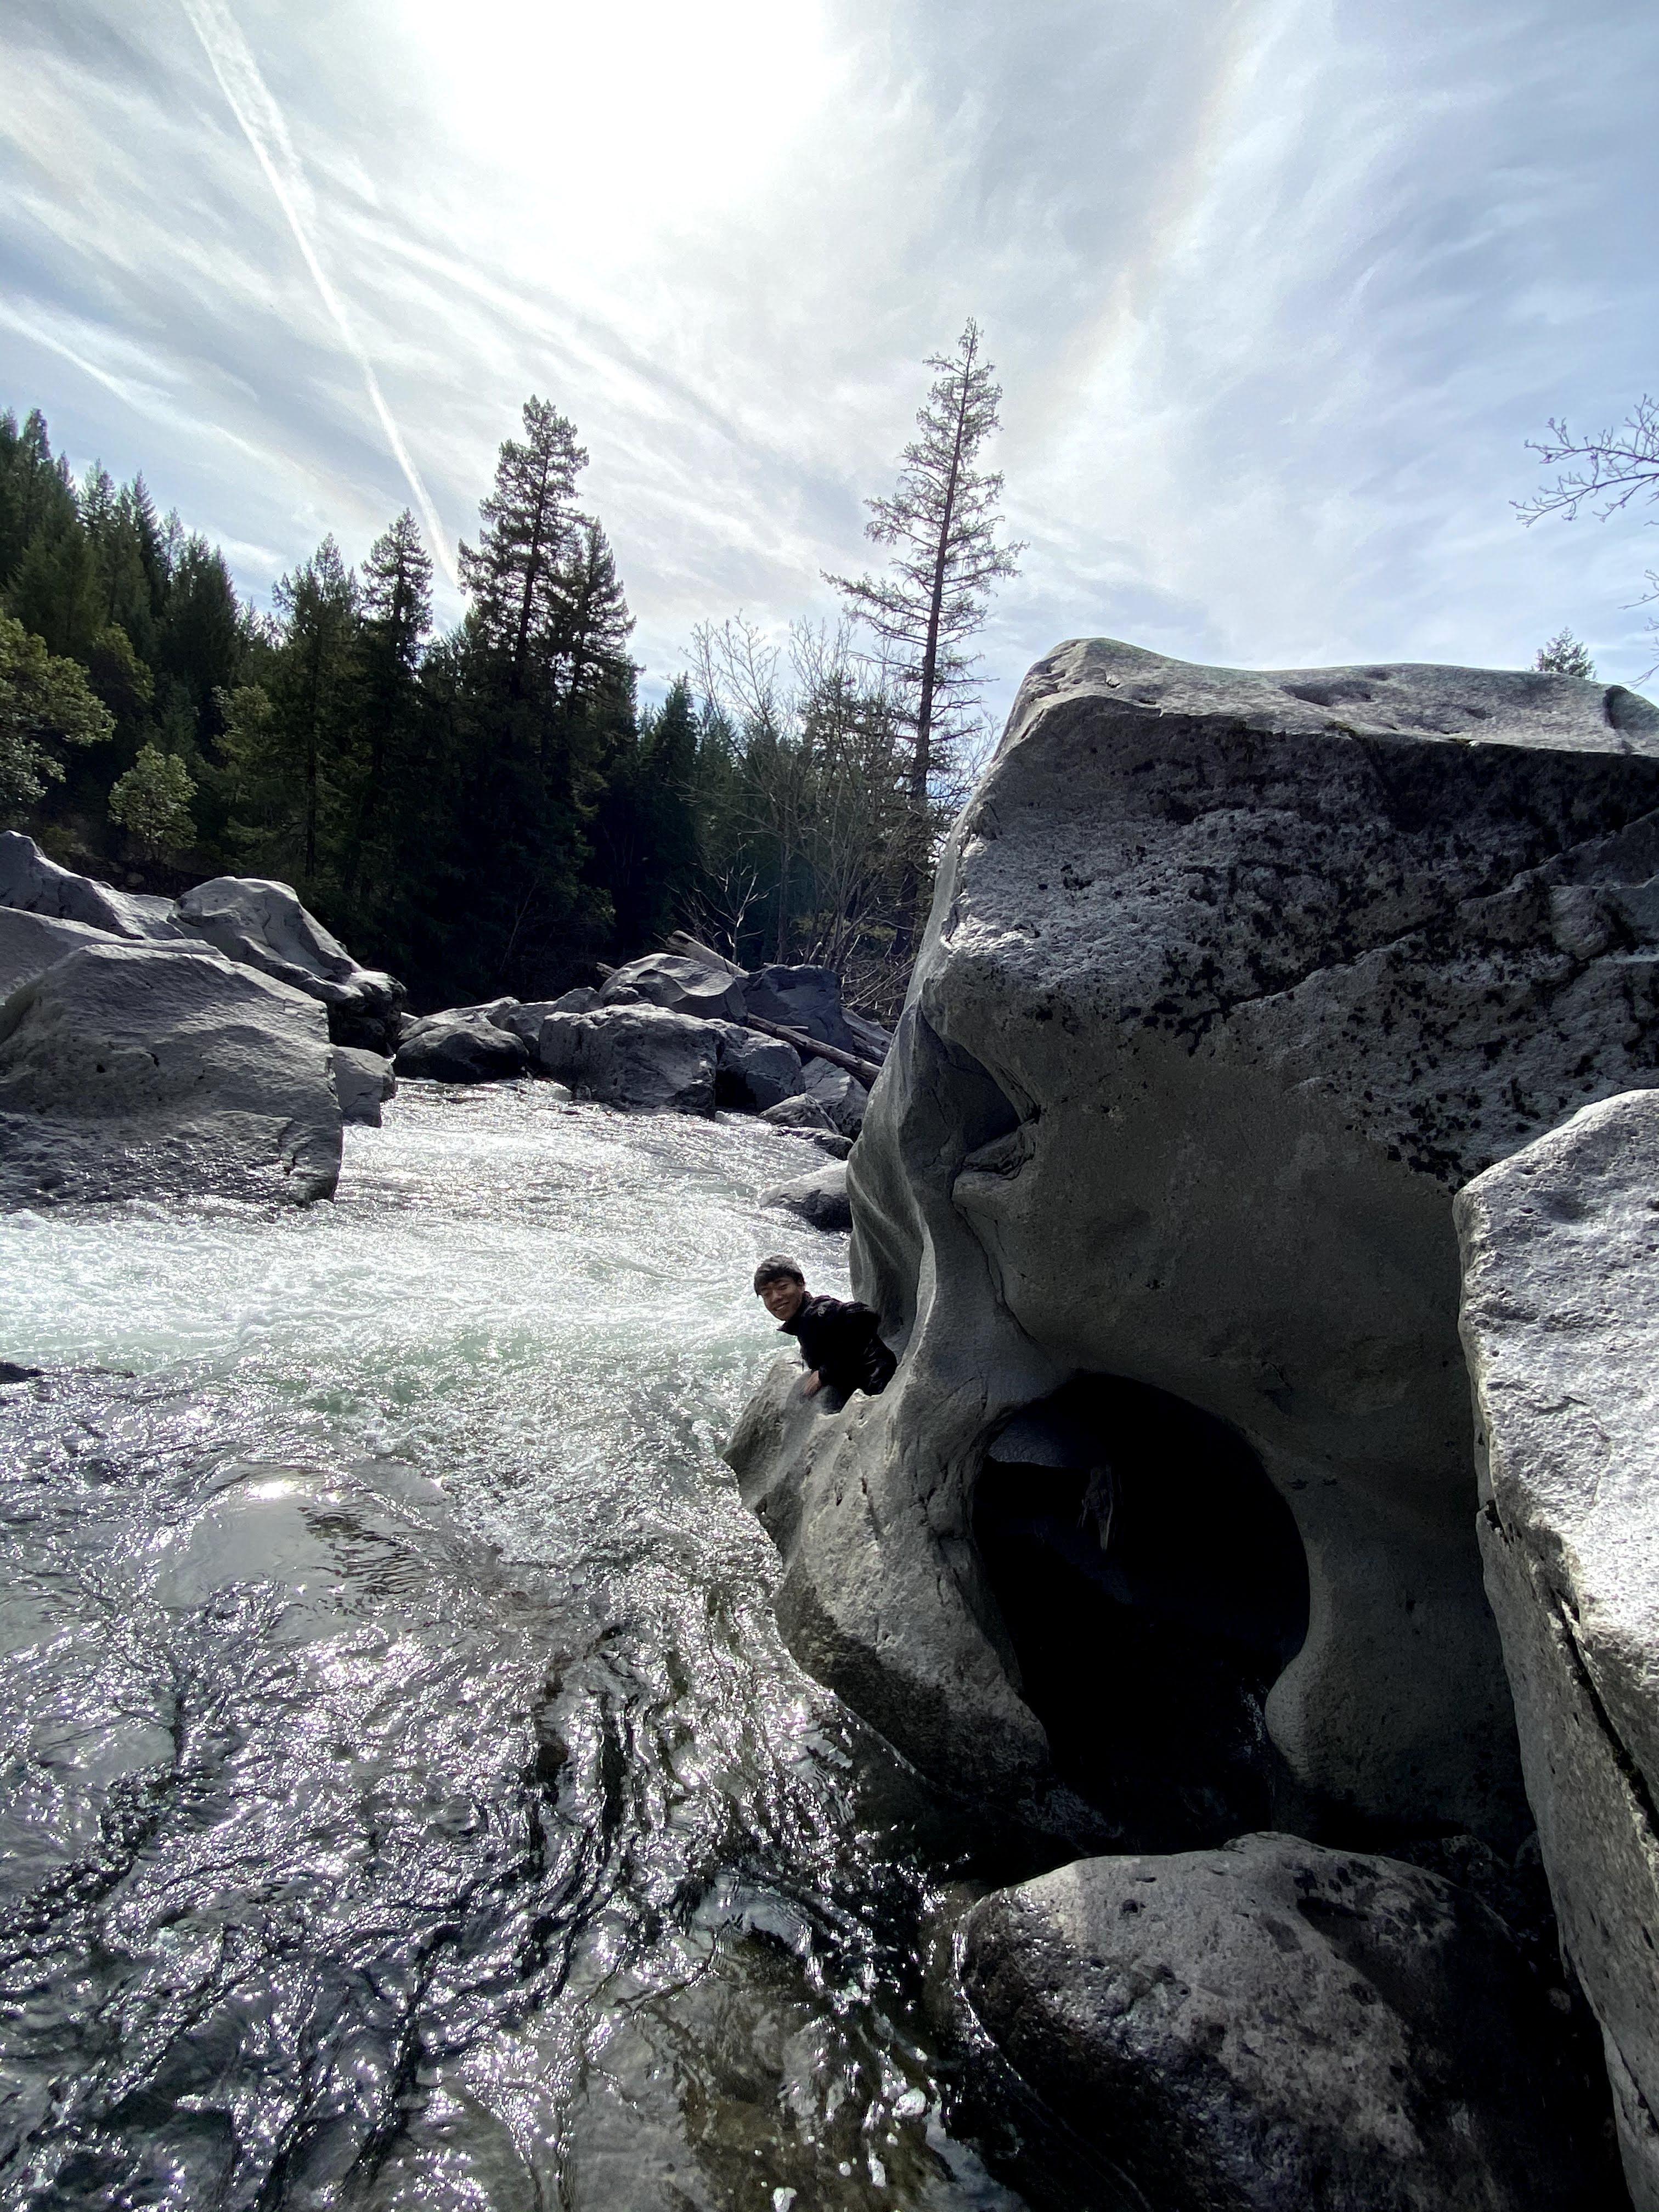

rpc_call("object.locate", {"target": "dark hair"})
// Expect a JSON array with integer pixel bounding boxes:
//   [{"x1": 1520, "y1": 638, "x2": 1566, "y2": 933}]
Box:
[{"x1": 753, "y1": 1255, "x2": 805, "y2": 1292}]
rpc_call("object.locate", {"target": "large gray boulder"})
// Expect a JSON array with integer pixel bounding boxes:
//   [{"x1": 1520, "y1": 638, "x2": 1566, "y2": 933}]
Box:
[
  {"x1": 742, "y1": 962, "x2": 864, "y2": 1054},
  {"x1": 711, "y1": 1022, "x2": 803, "y2": 1111},
  {"x1": 177, "y1": 877, "x2": 404, "y2": 1051},
  {"x1": 0, "y1": 908, "x2": 114, "y2": 999},
  {"x1": 535, "y1": 1004, "x2": 716, "y2": 1115},
  {"x1": 0, "y1": 831, "x2": 185, "y2": 940},
  {"x1": 762, "y1": 1158, "x2": 851, "y2": 1232},
  {"x1": 959, "y1": 1832, "x2": 1604, "y2": 2212},
  {"x1": 393, "y1": 1009, "x2": 531, "y2": 1083},
  {"x1": 330, "y1": 1046, "x2": 396, "y2": 1127},
  {"x1": 759, "y1": 1092, "x2": 836, "y2": 1132},
  {"x1": 802, "y1": 1058, "x2": 869, "y2": 1137},
  {"x1": 0, "y1": 942, "x2": 341, "y2": 1205},
  {"x1": 730, "y1": 641, "x2": 1659, "y2": 1841},
  {"x1": 1458, "y1": 1088, "x2": 1659, "y2": 2209},
  {"x1": 600, "y1": 951, "x2": 747, "y2": 1023}
]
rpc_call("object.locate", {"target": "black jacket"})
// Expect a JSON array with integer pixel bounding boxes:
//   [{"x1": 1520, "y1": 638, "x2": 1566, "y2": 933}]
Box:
[{"x1": 781, "y1": 1294, "x2": 896, "y2": 1398}]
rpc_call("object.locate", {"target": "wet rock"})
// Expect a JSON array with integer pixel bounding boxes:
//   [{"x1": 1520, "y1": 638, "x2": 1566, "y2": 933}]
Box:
[
  {"x1": 0, "y1": 941, "x2": 341, "y2": 1206},
  {"x1": 763, "y1": 1159, "x2": 851, "y2": 1232},
  {"x1": 601, "y1": 951, "x2": 748, "y2": 1022},
  {"x1": 802, "y1": 1059, "x2": 868, "y2": 1138},
  {"x1": 394, "y1": 1009, "x2": 532, "y2": 1083},
  {"x1": 331, "y1": 1046, "x2": 396, "y2": 1126},
  {"x1": 535, "y1": 1004, "x2": 716, "y2": 1115},
  {"x1": 712, "y1": 1023, "x2": 803, "y2": 1112},
  {"x1": 0, "y1": 830, "x2": 185, "y2": 940},
  {"x1": 960, "y1": 1832, "x2": 1604, "y2": 2212},
  {"x1": 738, "y1": 640, "x2": 1659, "y2": 1835},
  {"x1": 177, "y1": 876, "x2": 405, "y2": 1052},
  {"x1": 760, "y1": 1093, "x2": 836, "y2": 1132},
  {"x1": 1458, "y1": 1087, "x2": 1659, "y2": 2208},
  {"x1": 0, "y1": 908, "x2": 115, "y2": 998}
]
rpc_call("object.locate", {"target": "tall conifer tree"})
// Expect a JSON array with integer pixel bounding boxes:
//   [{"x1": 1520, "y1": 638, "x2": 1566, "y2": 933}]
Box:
[{"x1": 828, "y1": 320, "x2": 1022, "y2": 953}]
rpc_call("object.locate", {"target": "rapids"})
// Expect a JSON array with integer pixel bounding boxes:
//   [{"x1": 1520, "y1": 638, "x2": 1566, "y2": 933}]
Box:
[{"x1": 0, "y1": 1084, "x2": 1039, "y2": 2212}]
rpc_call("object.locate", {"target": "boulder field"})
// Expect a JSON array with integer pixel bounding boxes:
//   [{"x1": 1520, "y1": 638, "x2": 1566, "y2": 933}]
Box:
[{"x1": 388, "y1": 946, "x2": 890, "y2": 1139}]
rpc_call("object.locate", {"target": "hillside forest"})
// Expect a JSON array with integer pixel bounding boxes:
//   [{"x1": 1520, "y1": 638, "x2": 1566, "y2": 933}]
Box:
[{"x1": 0, "y1": 327, "x2": 1019, "y2": 1015}]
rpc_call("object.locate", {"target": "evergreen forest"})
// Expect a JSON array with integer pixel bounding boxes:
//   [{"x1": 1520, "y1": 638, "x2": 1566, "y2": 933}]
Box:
[{"x1": 0, "y1": 336, "x2": 1017, "y2": 1015}]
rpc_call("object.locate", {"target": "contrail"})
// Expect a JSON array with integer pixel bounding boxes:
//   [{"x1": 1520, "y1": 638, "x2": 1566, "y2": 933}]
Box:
[{"x1": 178, "y1": 0, "x2": 459, "y2": 587}]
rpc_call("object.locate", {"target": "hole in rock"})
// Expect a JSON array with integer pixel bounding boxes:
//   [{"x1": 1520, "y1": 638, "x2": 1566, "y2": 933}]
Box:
[{"x1": 974, "y1": 1374, "x2": 1309, "y2": 1849}]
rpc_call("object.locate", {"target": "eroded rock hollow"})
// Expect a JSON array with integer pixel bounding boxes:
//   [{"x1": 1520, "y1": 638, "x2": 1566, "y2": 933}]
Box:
[{"x1": 729, "y1": 640, "x2": 1659, "y2": 1847}]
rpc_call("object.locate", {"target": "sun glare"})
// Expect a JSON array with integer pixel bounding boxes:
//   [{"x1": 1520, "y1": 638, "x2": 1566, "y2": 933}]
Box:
[{"x1": 399, "y1": 0, "x2": 837, "y2": 232}]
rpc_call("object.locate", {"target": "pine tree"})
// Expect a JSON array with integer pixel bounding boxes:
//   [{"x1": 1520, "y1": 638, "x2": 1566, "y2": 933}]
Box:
[
  {"x1": 268, "y1": 538, "x2": 359, "y2": 882},
  {"x1": 342, "y1": 511, "x2": 432, "y2": 913},
  {"x1": 1534, "y1": 628, "x2": 1596, "y2": 679},
  {"x1": 556, "y1": 516, "x2": 635, "y2": 715},
  {"x1": 459, "y1": 397, "x2": 586, "y2": 700},
  {"x1": 828, "y1": 320, "x2": 1022, "y2": 955}
]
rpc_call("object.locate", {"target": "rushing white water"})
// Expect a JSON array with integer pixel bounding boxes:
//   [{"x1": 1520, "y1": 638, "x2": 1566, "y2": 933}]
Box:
[{"x1": 0, "y1": 1085, "x2": 1036, "y2": 2212}]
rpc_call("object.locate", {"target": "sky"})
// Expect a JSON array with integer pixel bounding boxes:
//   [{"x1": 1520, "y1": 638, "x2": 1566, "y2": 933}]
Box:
[{"x1": 3, "y1": 0, "x2": 1657, "y2": 727}]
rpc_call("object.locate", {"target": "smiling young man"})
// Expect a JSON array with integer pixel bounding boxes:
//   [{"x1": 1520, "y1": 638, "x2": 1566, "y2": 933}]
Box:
[{"x1": 753, "y1": 1256, "x2": 897, "y2": 1402}]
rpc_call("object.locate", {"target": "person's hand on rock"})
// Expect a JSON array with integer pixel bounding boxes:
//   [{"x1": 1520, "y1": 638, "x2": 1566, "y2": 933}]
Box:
[{"x1": 802, "y1": 1372, "x2": 823, "y2": 1397}]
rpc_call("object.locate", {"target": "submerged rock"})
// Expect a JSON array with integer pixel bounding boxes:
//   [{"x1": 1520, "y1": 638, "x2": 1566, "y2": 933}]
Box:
[
  {"x1": 960, "y1": 1832, "x2": 1604, "y2": 2212},
  {"x1": 177, "y1": 877, "x2": 405, "y2": 1052},
  {"x1": 760, "y1": 1093, "x2": 836, "y2": 1132},
  {"x1": 762, "y1": 1159, "x2": 851, "y2": 1232},
  {"x1": 536, "y1": 1004, "x2": 716, "y2": 1115},
  {"x1": 0, "y1": 942, "x2": 341, "y2": 1205},
  {"x1": 330, "y1": 1046, "x2": 397, "y2": 1126},
  {"x1": 1458, "y1": 1088, "x2": 1659, "y2": 2208},
  {"x1": 734, "y1": 640, "x2": 1659, "y2": 1840}
]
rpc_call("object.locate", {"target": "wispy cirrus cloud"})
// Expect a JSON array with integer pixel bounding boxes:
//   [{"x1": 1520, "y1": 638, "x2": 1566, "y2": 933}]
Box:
[
  {"x1": 1, "y1": 0, "x2": 1656, "y2": 710},
  {"x1": 174, "y1": 0, "x2": 457, "y2": 585}
]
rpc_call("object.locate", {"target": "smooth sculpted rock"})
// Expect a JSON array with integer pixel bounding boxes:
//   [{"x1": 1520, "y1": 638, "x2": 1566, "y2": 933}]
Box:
[
  {"x1": 177, "y1": 877, "x2": 404, "y2": 1051},
  {"x1": 730, "y1": 640, "x2": 1659, "y2": 1838},
  {"x1": 600, "y1": 951, "x2": 748, "y2": 1023},
  {"x1": 0, "y1": 942, "x2": 341, "y2": 1205},
  {"x1": 1458, "y1": 1089, "x2": 1659, "y2": 2208},
  {"x1": 0, "y1": 831, "x2": 185, "y2": 940},
  {"x1": 536, "y1": 1005, "x2": 716, "y2": 1115},
  {"x1": 0, "y1": 908, "x2": 114, "y2": 998},
  {"x1": 959, "y1": 1833, "x2": 1602, "y2": 2212}
]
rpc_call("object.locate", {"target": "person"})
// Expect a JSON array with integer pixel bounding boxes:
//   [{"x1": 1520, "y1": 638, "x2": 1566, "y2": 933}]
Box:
[{"x1": 753, "y1": 1255, "x2": 896, "y2": 1401}]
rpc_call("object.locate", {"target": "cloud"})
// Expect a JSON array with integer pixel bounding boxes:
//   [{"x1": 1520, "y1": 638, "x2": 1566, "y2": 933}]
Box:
[
  {"x1": 2, "y1": 0, "x2": 1657, "y2": 707},
  {"x1": 174, "y1": 0, "x2": 458, "y2": 586}
]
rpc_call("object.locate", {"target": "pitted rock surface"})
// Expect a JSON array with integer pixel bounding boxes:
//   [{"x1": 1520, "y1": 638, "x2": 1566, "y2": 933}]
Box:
[
  {"x1": 960, "y1": 1832, "x2": 1605, "y2": 2212},
  {"x1": 729, "y1": 640, "x2": 1659, "y2": 1839}
]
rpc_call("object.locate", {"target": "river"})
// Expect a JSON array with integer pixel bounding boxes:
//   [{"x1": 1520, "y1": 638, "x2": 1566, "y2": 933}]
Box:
[{"x1": 0, "y1": 1083, "x2": 1036, "y2": 2212}]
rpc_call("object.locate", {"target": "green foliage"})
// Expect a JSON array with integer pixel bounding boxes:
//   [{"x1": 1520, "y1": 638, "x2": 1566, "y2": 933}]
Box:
[
  {"x1": 0, "y1": 377, "x2": 1007, "y2": 1017},
  {"x1": 108, "y1": 743, "x2": 196, "y2": 860},
  {"x1": 0, "y1": 610, "x2": 114, "y2": 822},
  {"x1": 1534, "y1": 628, "x2": 1596, "y2": 679}
]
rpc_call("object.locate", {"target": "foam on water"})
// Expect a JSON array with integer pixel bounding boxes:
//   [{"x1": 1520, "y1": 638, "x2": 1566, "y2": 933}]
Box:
[{"x1": 0, "y1": 1085, "x2": 1039, "y2": 2212}]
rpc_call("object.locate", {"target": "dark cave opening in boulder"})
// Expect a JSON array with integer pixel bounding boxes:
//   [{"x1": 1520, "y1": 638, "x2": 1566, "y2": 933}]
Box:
[{"x1": 973, "y1": 1374, "x2": 1310, "y2": 1850}]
